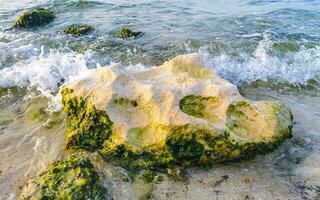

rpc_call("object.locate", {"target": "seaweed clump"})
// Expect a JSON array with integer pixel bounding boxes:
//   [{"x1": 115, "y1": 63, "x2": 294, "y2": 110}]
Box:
[
  {"x1": 61, "y1": 88, "x2": 113, "y2": 151},
  {"x1": 142, "y1": 170, "x2": 157, "y2": 183},
  {"x1": 14, "y1": 8, "x2": 55, "y2": 28},
  {"x1": 38, "y1": 156, "x2": 107, "y2": 200},
  {"x1": 64, "y1": 24, "x2": 93, "y2": 36},
  {"x1": 118, "y1": 27, "x2": 142, "y2": 39}
]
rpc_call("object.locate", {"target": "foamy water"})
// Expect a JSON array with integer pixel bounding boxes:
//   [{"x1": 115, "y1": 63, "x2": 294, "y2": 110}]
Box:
[
  {"x1": 203, "y1": 34, "x2": 320, "y2": 85},
  {"x1": 1, "y1": 33, "x2": 320, "y2": 108}
]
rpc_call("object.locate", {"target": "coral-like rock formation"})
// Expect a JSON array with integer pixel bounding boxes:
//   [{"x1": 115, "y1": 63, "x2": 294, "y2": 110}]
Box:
[
  {"x1": 61, "y1": 54, "x2": 292, "y2": 173},
  {"x1": 14, "y1": 8, "x2": 55, "y2": 28}
]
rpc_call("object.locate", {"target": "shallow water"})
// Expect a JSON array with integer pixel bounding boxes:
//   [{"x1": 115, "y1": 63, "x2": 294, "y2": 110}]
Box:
[{"x1": 0, "y1": 0, "x2": 320, "y2": 199}]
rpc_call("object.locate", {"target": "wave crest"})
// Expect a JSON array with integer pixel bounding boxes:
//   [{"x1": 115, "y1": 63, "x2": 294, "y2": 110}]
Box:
[{"x1": 202, "y1": 34, "x2": 320, "y2": 85}]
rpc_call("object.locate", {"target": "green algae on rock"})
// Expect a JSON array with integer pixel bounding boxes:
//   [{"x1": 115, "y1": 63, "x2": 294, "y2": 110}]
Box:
[
  {"x1": 114, "y1": 97, "x2": 138, "y2": 107},
  {"x1": 179, "y1": 95, "x2": 221, "y2": 122},
  {"x1": 61, "y1": 88, "x2": 113, "y2": 152},
  {"x1": 60, "y1": 54, "x2": 293, "y2": 174},
  {"x1": 142, "y1": 170, "x2": 157, "y2": 183},
  {"x1": 14, "y1": 8, "x2": 55, "y2": 28},
  {"x1": 118, "y1": 27, "x2": 142, "y2": 39},
  {"x1": 64, "y1": 24, "x2": 93, "y2": 36},
  {"x1": 21, "y1": 155, "x2": 107, "y2": 200}
]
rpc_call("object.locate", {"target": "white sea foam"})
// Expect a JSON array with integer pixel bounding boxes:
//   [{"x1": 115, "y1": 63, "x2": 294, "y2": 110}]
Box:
[
  {"x1": 0, "y1": 47, "x2": 93, "y2": 110},
  {"x1": 202, "y1": 34, "x2": 320, "y2": 85},
  {"x1": 0, "y1": 49, "x2": 91, "y2": 89},
  {"x1": 1, "y1": 34, "x2": 320, "y2": 110}
]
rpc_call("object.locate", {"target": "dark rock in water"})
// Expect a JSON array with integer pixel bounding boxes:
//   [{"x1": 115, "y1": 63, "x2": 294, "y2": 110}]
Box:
[
  {"x1": 14, "y1": 8, "x2": 55, "y2": 28},
  {"x1": 0, "y1": 37, "x2": 10, "y2": 43},
  {"x1": 64, "y1": 24, "x2": 93, "y2": 36},
  {"x1": 118, "y1": 27, "x2": 142, "y2": 39}
]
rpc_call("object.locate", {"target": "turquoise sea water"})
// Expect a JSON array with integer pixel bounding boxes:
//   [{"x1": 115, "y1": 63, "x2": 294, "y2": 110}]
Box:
[{"x1": 0, "y1": 1, "x2": 320, "y2": 199}]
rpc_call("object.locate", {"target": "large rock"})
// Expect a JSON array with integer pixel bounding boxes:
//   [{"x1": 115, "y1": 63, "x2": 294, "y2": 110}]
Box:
[
  {"x1": 14, "y1": 8, "x2": 55, "y2": 28},
  {"x1": 61, "y1": 54, "x2": 292, "y2": 172}
]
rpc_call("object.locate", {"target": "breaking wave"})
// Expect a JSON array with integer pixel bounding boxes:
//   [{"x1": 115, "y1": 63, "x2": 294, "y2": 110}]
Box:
[
  {"x1": 0, "y1": 47, "x2": 93, "y2": 110},
  {"x1": 0, "y1": 34, "x2": 320, "y2": 110},
  {"x1": 202, "y1": 34, "x2": 320, "y2": 85}
]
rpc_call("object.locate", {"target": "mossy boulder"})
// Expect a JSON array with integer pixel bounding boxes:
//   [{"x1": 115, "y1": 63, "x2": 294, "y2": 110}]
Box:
[
  {"x1": 118, "y1": 27, "x2": 142, "y2": 39},
  {"x1": 14, "y1": 8, "x2": 55, "y2": 28},
  {"x1": 61, "y1": 54, "x2": 293, "y2": 174},
  {"x1": 21, "y1": 155, "x2": 107, "y2": 200},
  {"x1": 64, "y1": 24, "x2": 93, "y2": 36}
]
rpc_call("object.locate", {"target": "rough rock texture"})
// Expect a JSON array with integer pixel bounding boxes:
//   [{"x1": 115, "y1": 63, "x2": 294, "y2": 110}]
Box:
[
  {"x1": 14, "y1": 8, "x2": 55, "y2": 28},
  {"x1": 61, "y1": 54, "x2": 292, "y2": 173},
  {"x1": 64, "y1": 24, "x2": 93, "y2": 36},
  {"x1": 118, "y1": 27, "x2": 142, "y2": 39}
]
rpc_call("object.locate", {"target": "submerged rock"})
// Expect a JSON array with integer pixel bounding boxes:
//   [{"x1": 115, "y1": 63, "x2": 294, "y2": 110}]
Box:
[
  {"x1": 0, "y1": 37, "x2": 9, "y2": 43},
  {"x1": 118, "y1": 27, "x2": 142, "y2": 39},
  {"x1": 14, "y1": 7, "x2": 55, "y2": 28},
  {"x1": 61, "y1": 54, "x2": 293, "y2": 173},
  {"x1": 64, "y1": 24, "x2": 93, "y2": 36},
  {"x1": 21, "y1": 155, "x2": 107, "y2": 199}
]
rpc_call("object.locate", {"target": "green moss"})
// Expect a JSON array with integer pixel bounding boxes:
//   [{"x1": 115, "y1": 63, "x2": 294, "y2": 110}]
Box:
[
  {"x1": 165, "y1": 125, "x2": 245, "y2": 164},
  {"x1": 61, "y1": 88, "x2": 113, "y2": 151},
  {"x1": 118, "y1": 27, "x2": 142, "y2": 39},
  {"x1": 142, "y1": 170, "x2": 156, "y2": 183},
  {"x1": 61, "y1": 89, "x2": 292, "y2": 178},
  {"x1": 14, "y1": 8, "x2": 55, "y2": 28},
  {"x1": 166, "y1": 125, "x2": 207, "y2": 163},
  {"x1": 179, "y1": 95, "x2": 220, "y2": 121},
  {"x1": 114, "y1": 97, "x2": 138, "y2": 107},
  {"x1": 99, "y1": 144, "x2": 155, "y2": 174},
  {"x1": 165, "y1": 167, "x2": 186, "y2": 182},
  {"x1": 226, "y1": 101, "x2": 250, "y2": 117},
  {"x1": 100, "y1": 122, "x2": 292, "y2": 175},
  {"x1": 225, "y1": 101, "x2": 292, "y2": 142},
  {"x1": 39, "y1": 155, "x2": 107, "y2": 200},
  {"x1": 64, "y1": 24, "x2": 93, "y2": 36},
  {"x1": 179, "y1": 95, "x2": 205, "y2": 117}
]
